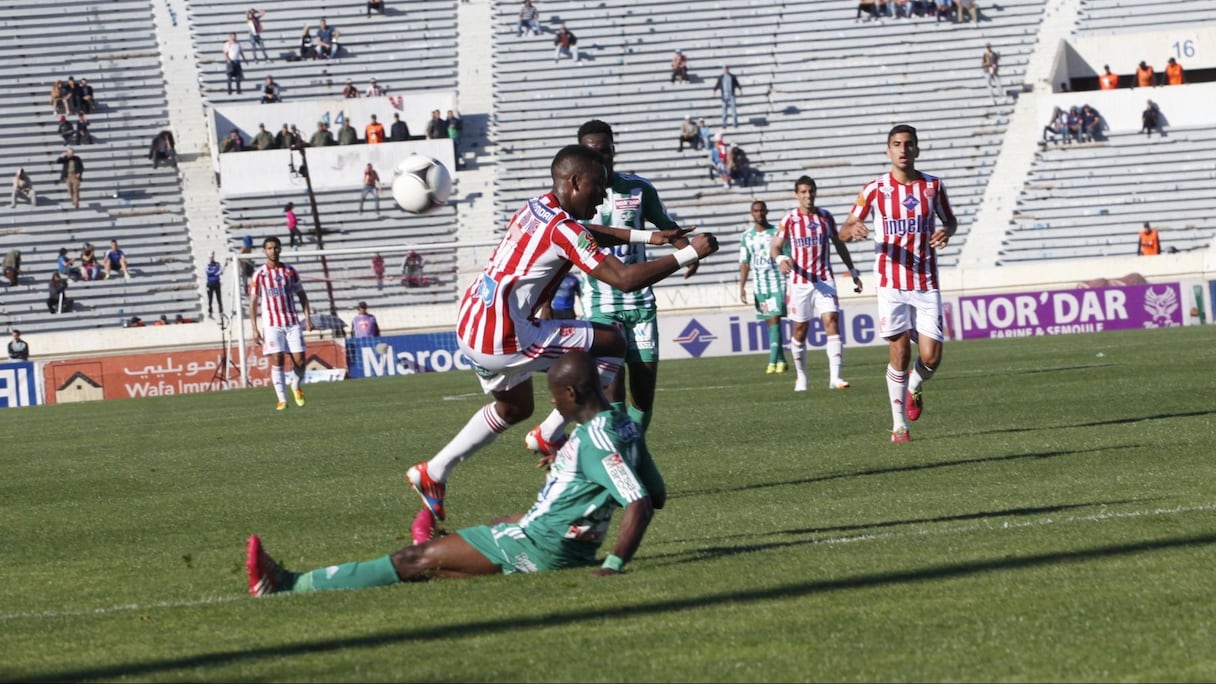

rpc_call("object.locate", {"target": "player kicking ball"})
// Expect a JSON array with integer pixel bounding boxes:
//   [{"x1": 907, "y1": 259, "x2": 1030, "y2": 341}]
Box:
[
  {"x1": 246, "y1": 350, "x2": 665, "y2": 595},
  {"x1": 839, "y1": 125, "x2": 957, "y2": 443},
  {"x1": 248, "y1": 236, "x2": 315, "y2": 410}
]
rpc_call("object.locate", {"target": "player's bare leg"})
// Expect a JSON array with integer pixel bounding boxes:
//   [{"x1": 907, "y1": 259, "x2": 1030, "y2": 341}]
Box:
[{"x1": 391, "y1": 534, "x2": 501, "y2": 581}]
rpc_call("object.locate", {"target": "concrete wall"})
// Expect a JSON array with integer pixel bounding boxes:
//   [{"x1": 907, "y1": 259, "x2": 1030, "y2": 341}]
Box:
[
  {"x1": 1049, "y1": 27, "x2": 1216, "y2": 84},
  {"x1": 1035, "y1": 81, "x2": 1216, "y2": 130}
]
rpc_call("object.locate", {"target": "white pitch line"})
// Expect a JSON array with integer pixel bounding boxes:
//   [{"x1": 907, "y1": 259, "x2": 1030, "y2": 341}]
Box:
[{"x1": 4, "y1": 503, "x2": 1213, "y2": 623}]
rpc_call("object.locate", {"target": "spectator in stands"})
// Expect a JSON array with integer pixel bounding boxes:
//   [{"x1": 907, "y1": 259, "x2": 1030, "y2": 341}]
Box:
[
  {"x1": 57, "y1": 247, "x2": 80, "y2": 281},
  {"x1": 372, "y1": 252, "x2": 385, "y2": 290},
  {"x1": 104, "y1": 239, "x2": 131, "y2": 280},
  {"x1": 713, "y1": 66, "x2": 741, "y2": 129},
  {"x1": 874, "y1": 0, "x2": 892, "y2": 17},
  {"x1": 981, "y1": 44, "x2": 1000, "y2": 104},
  {"x1": 274, "y1": 123, "x2": 300, "y2": 149},
  {"x1": 1099, "y1": 65, "x2": 1119, "y2": 90},
  {"x1": 73, "y1": 112, "x2": 93, "y2": 145},
  {"x1": 224, "y1": 33, "x2": 245, "y2": 95},
  {"x1": 246, "y1": 8, "x2": 269, "y2": 62},
  {"x1": 126, "y1": 316, "x2": 146, "y2": 328},
  {"x1": 63, "y1": 77, "x2": 80, "y2": 114},
  {"x1": 57, "y1": 115, "x2": 74, "y2": 145},
  {"x1": 342, "y1": 79, "x2": 359, "y2": 98},
  {"x1": 8, "y1": 330, "x2": 28, "y2": 360},
  {"x1": 50, "y1": 80, "x2": 71, "y2": 115},
  {"x1": 518, "y1": 0, "x2": 540, "y2": 36},
  {"x1": 892, "y1": 0, "x2": 910, "y2": 18},
  {"x1": 79, "y1": 243, "x2": 101, "y2": 281},
  {"x1": 933, "y1": 0, "x2": 952, "y2": 22},
  {"x1": 175, "y1": 314, "x2": 194, "y2": 324},
  {"x1": 957, "y1": 0, "x2": 978, "y2": 23},
  {"x1": 309, "y1": 121, "x2": 335, "y2": 147},
  {"x1": 206, "y1": 251, "x2": 223, "y2": 318},
  {"x1": 222, "y1": 129, "x2": 246, "y2": 153},
  {"x1": 402, "y1": 250, "x2": 425, "y2": 287},
  {"x1": 1041, "y1": 106, "x2": 1064, "y2": 144},
  {"x1": 3, "y1": 249, "x2": 20, "y2": 285},
  {"x1": 553, "y1": 24, "x2": 580, "y2": 63},
  {"x1": 367, "y1": 0, "x2": 385, "y2": 18},
  {"x1": 299, "y1": 24, "x2": 318, "y2": 60},
  {"x1": 362, "y1": 115, "x2": 385, "y2": 144},
  {"x1": 54, "y1": 148, "x2": 84, "y2": 209},
  {"x1": 1165, "y1": 57, "x2": 1184, "y2": 86},
  {"x1": 260, "y1": 76, "x2": 281, "y2": 104},
  {"x1": 150, "y1": 130, "x2": 178, "y2": 167},
  {"x1": 671, "y1": 49, "x2": 688, "y2": 84},
  {"x1": 250, "y1": 124, "x2": 274, "y2": 151},
  {"x1": 698, "y1": 117, "x2": 712, "y2": 150},
  {"x1": 710, "y1": 132, "x2": 731, "y2": 189},
  {"x1": 365, "y1": 78, "x2": 385, "y2": 97},
  {"x1": 856, "y1": 0, "x2": 879, "y2": 21},
  {"x1": 358, "y1": 163, "x2": 382, "y2": 215},
  {"x1": 337, "y1": 119, "x2": 358, "y2": 145},
  {"x1": 238, "y1": 239, "x2": 255, "y2": 291},
  {"x1": 426, "y1": 110, "x2": 447, "y2": 139},
  {"x1": 284, "y1": 202, "x2": 302, "y2": 247},
  {"x1": 11, "y1": 168, "x2": 35, "y2": 208},
  {"x1": 316, "y1": 19, "x2": 340, "y2": 59},
  {"x1": 155, "y1": 314, "x2": 170, "y2": 326},
  {"x1": 390, "y1": 113, "x2": 410, "y2": 141},
  {"x1": 678, "y1": 115, "x2": 700, "y2": 152},
  {"x1": 1137, "y1": 222, "x2": 1161, "y2": 255},
  {"x1": 1065, "y1": 106, "x2": 1083, "y2": 144},
  {"x1": 447, "y1": 110, "x2": 462, "y2": 154},
  {"x1": 1140, "y1": 99, "x2": 1162, "y2": 137},
  {"x1": 47, "y1": 272, "x2": 70, "y2": 314},
  {"x1": 1135, "y1": 61, "x2": 1154, "y2": 88},
  {"x1": 78, "y1": 79, "x2": 95, "y2": 114},
  {"x1": 1080, "y1": 104, "x2": 1103, "y2": 142},
  {"x1": 730, "y1": 144, "x2": 756, "y2": 187},
  {"x1": 351, "y1": 302, "x2": 380, "y2": 338}
]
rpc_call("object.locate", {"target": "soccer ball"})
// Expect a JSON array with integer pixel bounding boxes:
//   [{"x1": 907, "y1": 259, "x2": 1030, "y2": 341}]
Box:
[{"x1": 391, "y1": 155, "x2": 452, "y2": 214}]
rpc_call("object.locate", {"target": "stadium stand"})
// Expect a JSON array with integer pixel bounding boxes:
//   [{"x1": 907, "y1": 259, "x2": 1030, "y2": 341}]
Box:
[
  {"x1": 0, "y1": 0, "x2": 201, "y2": 334},
  {"x1": 1076, "y1": 0, "x2": 1216, "y2": 34}
]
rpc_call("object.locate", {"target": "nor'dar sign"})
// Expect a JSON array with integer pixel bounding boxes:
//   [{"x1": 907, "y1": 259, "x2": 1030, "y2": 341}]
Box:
[{"x1": 958, "y1": 283, "x2": 1183, "y2": 340}]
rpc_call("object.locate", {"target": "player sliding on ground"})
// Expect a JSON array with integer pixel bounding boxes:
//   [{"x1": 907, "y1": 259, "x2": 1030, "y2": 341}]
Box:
[
  {"x1": 403, "y1": 144, "x2": 717, "y2": 522},
  {"x1": 246, "y1": 350, "x2": 665, "y2": 594},
  {"x1": 838, "y1": 124, "x2": 957, "y2": 443}
]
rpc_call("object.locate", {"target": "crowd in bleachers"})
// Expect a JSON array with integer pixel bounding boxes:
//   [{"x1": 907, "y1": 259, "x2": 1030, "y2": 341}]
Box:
[{"x1": 856, "y1": 0, "x2": 979, "y2": 23}]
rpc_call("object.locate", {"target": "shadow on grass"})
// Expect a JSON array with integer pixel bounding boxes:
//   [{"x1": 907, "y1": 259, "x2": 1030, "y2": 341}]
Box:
[
  {"x1": 15, "y1": 532, "x2": 1216, "y2": 683},
  {"x1": 674, "y1": 445, "x2": 1141, "y2": 499},
  {"x1": 959, "y1": 409, "x2": 1216, "y2": 437}
]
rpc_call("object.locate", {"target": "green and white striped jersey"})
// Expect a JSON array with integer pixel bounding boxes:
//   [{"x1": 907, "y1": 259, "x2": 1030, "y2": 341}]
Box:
[
  {"x1": 582, "y1": 172, "x2": 679, "y2": 315},
  {"x1": 739, "y1": 223, "x2": 787, "y2": 297}
]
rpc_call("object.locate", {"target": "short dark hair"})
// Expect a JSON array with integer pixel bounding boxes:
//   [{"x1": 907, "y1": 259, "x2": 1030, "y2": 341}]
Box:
[
  {"x1": 284, "y1": 202, "x2": 294, "y2": 211},
  {"x1": 751, "y1": 200, "x2": 767, "y2": 210},
  {"x1": 794, "y1": 175, "x2": 816, "y2": 192},
  {"x1": 576, "y1": 119, "x2": 614, "y2": 143},
  {"x1": 887, "y1": 124, "x2": 918, "y2": 146},
  {"x1": 263, "y1": 236, "x2": 281, "y2": 248},
  {"x1": 551, "y1": 144, "x2": 605, "y2": 180}
]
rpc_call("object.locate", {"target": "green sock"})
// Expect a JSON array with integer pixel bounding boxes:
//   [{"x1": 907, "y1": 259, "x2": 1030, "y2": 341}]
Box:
[
  {"x1": 610, "y1": 401, "x2": 627, "y2": 414},
  {"x1": 769, "y1": 324, "x2": 784, "y2": 364},
  {"x1": 291, "y1": 555, "x2": 400, "y2": 593}
]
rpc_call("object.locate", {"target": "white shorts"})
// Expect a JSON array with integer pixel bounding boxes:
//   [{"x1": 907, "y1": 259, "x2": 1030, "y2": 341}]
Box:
[
  {"x1": 878, "y1": 288, "x2": 943, "y2": 342},
  {"x1": 787, "y1": 280, "x2": 839, "y2": 323},
  {"x1": 460, "y1": 318, "x2": 595, "y2": 393},
  {"x1": 262, "y1": 323, "x2": 305, "y2": 355}
]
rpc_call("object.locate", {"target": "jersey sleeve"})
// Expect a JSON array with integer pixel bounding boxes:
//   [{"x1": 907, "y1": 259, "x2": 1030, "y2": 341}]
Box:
[
  {"x1": 287, "y1": 265, "x2": 305, "y2": 294},
  {"x1": 738, "y1": 233, "x2": 750, "y2": 264},
  {"x1": 933, "y1": 179, "x2": 956, "y2": 226},
  {"x1": 821, "y1": 209, "x2": 839, "y2": 238},
  {"x1": 247, "y1": 266, "x2": 261, "y2": 298},
  {"x1": 850, "y1": 186, "x2": 873, "y2": 221},
  {"x1": 551, "y1": 219, "x2": 608, "y2": 275},
  {"x1": 641, "y1": 183, "x2": 679, "y2": 230}
]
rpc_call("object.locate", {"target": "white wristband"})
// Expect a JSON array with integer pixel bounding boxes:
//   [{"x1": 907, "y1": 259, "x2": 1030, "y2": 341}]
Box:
[
  {"x1": 674, "y1": 245, "x2": 699, "y2": 268},
  {"x1": 629, "y1": 230, "x2": 652, "y2": 244},
  {"x1": 776, "y1": 255, "x2": 791, "y2": 265}
]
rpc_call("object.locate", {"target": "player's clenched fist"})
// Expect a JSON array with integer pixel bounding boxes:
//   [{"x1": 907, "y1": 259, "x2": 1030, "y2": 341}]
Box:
[{"x1": 690, "y1": 232, "x2": 719, "y2": 258}]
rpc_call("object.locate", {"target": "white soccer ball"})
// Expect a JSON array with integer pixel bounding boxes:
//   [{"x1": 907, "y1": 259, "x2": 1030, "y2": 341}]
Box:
[{"x1": 391, "y1": 155, "x2": 452, "y2": 214}]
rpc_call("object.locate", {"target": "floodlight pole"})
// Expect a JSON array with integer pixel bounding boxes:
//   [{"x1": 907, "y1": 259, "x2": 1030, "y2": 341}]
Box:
[{"x1": 290, "y1": 142, "x2": 338, "y2": 318}]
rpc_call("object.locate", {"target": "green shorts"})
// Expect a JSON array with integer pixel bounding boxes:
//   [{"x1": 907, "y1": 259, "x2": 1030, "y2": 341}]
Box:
[
  {"x1": 587, "y1": 307, "x2": 659, "y2": 363},
  {"x1": 458, "y1": 523, "x2": 587, "y2": 575},
  {"x1": 754, "y1": 291, "x2": 787, "y2": 320}
]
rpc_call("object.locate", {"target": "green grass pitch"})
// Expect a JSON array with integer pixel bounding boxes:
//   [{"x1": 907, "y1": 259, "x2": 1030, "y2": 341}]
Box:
[{"x1": 2, "y1": 326, "x2": 1214, "y2": 682}]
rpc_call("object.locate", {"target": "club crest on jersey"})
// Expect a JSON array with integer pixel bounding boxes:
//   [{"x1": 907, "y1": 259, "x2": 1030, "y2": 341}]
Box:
[
  {"x1": 576, "y1": 231, "x2": 600, "y2": 254},
  {"x1": 879, "y1": 186, "x2": 894, "y2": 196},
  {"x1": 901, "y1": 195, "x2": 920, "y2": 211}
]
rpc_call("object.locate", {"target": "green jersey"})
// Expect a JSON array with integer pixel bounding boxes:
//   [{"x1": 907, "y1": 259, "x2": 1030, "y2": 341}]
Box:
[
  {"x1": 739, "y1": 222, "x2": 786, "y2": 297},
  {"x1": 517, "y1": 408, "x2": 664, "y2": 566},
  {"x1": 582, "y1": 172, "x2": 679, "y2": 315}
]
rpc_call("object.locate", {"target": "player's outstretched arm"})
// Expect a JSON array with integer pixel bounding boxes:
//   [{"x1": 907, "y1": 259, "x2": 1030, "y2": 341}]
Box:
[
  {"x1": 584, "y1": 223, "x2": 693, "y2": 248},
  {"x1": 591, "y1": 497, "x2": 654, "y2": 577},
  {"x1": 588, "y1": 233, "x2": 717, "y2": 292}
]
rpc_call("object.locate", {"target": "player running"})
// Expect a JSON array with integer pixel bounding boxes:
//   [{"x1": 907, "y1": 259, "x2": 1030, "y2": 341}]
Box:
[
  {"x1": 403, "y1": 145, "x2": 717, "y2": 521},
  {"x1": 839, "y1": 124, "x2": 957, "y2": 443},
  {"x1": 738, "y1": 200, "x2": 789, "y2": 374},
  {"x1": 248, "y1": 236, "x2": 315, "y2": 410},
  {"x1": 770, "y1": 176, "x2": 863, "y2": 393},
  {"x1": 527, "y1": 119, "x2": 697, "y2": 460}
]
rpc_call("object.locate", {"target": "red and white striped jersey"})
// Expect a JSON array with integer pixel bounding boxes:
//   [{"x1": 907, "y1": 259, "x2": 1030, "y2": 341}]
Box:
[
  {"x1": 250, "y1": 262, "x2": 304, "y2": 327},
  {"x1": 850, "y1": 172, "x2": 955, "y2": 291},
  {"x1": 458, "y1": 193, "x2": 607, "y2": 355},
  {"x1": 777, "y1": 207, "x2": 839, "y2": 284}
]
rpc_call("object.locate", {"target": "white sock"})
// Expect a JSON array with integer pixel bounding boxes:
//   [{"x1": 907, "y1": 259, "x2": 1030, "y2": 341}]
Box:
[
  {"x1": 538, "y1": 408, "x2": 568, "y2": 444},
  {"x1": 909, "y1": 359, "x2": 936, "y2": 394},
  {"x1": 429, "y1": 403, "x2": 510, "y2": 482},
  {"x1": 271, "y1": 366, "x2": 286, "y2": 402},
  {"x1": 792, "y1": 340, "x2": 807, "y2": 382},
  {"x1": 886, "y1": 364, "x2": 908, "y2": 430},
  {"x1": 826, "y1": 335, "x2": 843, "y2": 382},
  {"x1": 292, "y1": 364, "x2": 305, "y2": 390}
]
